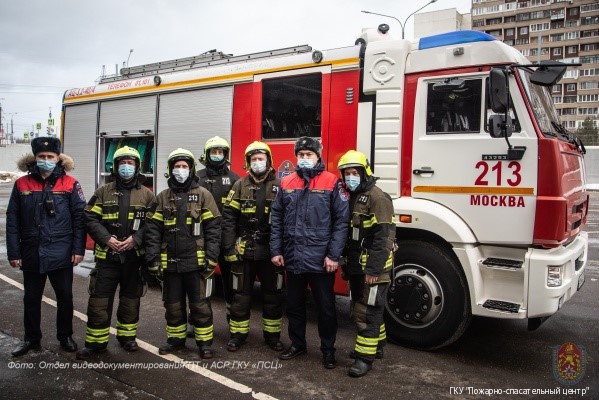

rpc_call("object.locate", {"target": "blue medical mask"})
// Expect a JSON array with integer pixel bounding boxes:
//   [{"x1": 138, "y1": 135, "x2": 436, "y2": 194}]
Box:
[
  {"x1": 210, "y1": 154, "x2": 224, "y2": 163},
  {"x1": 172, "y1": 168, "x2": 190, "y2": 183},
  {"x1": 251, "y1": 160, "x2": 267, "y2": 174},
  {"x1": 345, "y1": 175, "x2": 361, "y2": 191},
  {"x1": 36, "y1": 160, "x2": 56, "y2": 172},
  {"x1": 297, "y1": 158, "x2": 315, "y2": 169},
  {"x1": 118, "y1": 164, "x2": 136, "y2": 180}
]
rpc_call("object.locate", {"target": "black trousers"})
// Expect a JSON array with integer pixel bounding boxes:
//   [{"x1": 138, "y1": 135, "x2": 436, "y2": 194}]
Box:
[
  {"x1": 164, "y1": 270, "x2": 213, "y2": 346},
  {"x1": 22, "y1": 267, "x2": 73, "y2": 343},
  {"x1": 84, "y1": 258, "x2": 142, "y2": 348},
  {"x1": 349, "y1": 274, "x2": 388, "y2": 362},
  {"x1": 285, "y1": 272, "x2": 337, "y2": 353}
]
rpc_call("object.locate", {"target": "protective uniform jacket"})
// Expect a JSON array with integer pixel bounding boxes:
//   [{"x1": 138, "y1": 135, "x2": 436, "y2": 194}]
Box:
[
  {"x1": 145, "y1": 179, "x2": 221, "y2": 273},
  {"x1": 222, "y1": 169, "x2": 280, "y2": 261},
  {"x1": 345, "y1": 178, "x2": 395, "y2": 277},
  {"x1": 197, "y1": 165, "x2": 239, "y2": 214},
  {"x1": 270, "y1": 162, "x2": 349, "y2": 274},
  {"x1": 85, "y1": 178, "x2": 155, "y2": 262},
  {"x1": 6, "y1": 153, "x2": 86, "y2": 273}
]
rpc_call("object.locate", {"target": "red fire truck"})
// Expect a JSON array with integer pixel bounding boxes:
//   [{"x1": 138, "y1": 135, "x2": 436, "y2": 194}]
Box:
[{"x1": 62, "y1": 26, "x2": 589, "y2": 350}]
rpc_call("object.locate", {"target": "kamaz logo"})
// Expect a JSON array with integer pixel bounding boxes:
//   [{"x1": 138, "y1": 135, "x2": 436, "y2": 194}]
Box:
[{"x1": 482, "y1": 154, "x2": 508, "y2": 161}]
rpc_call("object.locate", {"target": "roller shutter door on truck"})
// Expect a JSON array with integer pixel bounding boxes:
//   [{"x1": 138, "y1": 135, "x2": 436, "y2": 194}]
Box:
[
  {"x1": 155, "y1": 87, "x2": 234, "y2": 193},
  {"x1": 63, "y1": 103, "x2": 98, "y2": 200}
]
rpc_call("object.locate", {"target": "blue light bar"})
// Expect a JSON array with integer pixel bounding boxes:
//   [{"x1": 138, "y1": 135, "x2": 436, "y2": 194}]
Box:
[{"x1": 419, "y1": 30, "x2": 496, "y2": 50}]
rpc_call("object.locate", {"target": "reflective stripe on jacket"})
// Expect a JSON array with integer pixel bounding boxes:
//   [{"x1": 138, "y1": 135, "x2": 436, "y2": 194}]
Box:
[
  {"x1": 84, "y1": 180, "x2": 155, "y2": 261},
  {"x1": 145, "y1": 181, "x2": 221, "y2": 273},
  {"x1": 344, "y1": 181, "x2": 395, "y2": 276},
  {"x1": 222, "y1": 170, "x2": 280, "y2": 261}
]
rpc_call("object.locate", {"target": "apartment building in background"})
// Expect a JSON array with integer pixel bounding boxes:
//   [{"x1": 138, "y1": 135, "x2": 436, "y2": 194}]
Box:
[
  {"x1": 470, "y1": 0, "x2": 599, "y2": 131},
  {"x1": 414, "y1": 1, "x2": 598, "y2": 131}
]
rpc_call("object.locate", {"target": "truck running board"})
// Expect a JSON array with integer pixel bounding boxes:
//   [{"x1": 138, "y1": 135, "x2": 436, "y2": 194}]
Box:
[
  {"x1": 482, "y1": 258, "x2": 523, "y2": 269},
  {"x1": 482, "y1": 300, "x2": 521, "y2": 313}
]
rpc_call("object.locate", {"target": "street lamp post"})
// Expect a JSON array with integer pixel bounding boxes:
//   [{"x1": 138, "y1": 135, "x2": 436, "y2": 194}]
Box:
[
  {"x1": 362, "y1": 0, "x2": 438, "y2": 39},
  {"x1": 126, "y1": 49, "x2": 134, "y2": 67}
]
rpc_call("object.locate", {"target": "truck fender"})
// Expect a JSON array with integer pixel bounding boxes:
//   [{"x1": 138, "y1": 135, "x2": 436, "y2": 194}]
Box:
[{"x1": 393, "y1": 197, "x2": 477, "y2": 245}]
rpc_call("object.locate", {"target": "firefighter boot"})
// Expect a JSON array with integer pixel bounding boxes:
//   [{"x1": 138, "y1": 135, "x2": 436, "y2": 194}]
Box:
[
  {"x1": 348, "y1": 358, "x2": 372, "y2": 377},
  {"x1": 158, "y1": 341, "x2": 185, "y2": 355},
  {"x1": 199, "y1": 345, "x2": 213, "y2": 359},
  {"x1": 227, "y1": 334, "x2": 246, "y2": 352},
  {"x1": 264, "y1": 333, "x2": 284, "y2": 351},
  {"x1": 76, "y1": 347, "x2": 106, "y2": 360}
]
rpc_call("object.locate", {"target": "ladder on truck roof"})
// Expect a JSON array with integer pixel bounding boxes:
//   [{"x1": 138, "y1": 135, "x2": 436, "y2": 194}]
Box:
[{"x1": 99, "y1": 45, "x2": 313, "y2": 84}]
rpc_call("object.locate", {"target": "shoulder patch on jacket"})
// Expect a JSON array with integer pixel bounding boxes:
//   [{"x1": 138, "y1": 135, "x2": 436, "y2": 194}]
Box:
[
  {"x1": 272, "y1": 185, "x2": 279, "y2": 193},
  {"x1": 338, "y1": 182, "x2": 349, "y2": 202},
  {"x1": 75, "y1": 182, "x2": 86, "y2": 201}
]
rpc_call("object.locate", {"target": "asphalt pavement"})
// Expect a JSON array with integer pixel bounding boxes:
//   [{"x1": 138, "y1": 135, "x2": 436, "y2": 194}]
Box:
[{"x1": 0, "y1": 183, "x2": 597, "y2": 400}]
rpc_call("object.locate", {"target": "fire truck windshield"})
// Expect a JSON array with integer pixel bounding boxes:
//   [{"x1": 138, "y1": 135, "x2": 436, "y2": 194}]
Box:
[{"x1": 517, "y1": 68, "x2": 564, "y2": 138}]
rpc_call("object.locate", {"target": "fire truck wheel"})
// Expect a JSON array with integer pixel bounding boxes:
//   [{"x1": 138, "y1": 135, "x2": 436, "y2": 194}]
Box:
[{"x1": 384, "y1": 240, "x2": 471, "y2": 350}]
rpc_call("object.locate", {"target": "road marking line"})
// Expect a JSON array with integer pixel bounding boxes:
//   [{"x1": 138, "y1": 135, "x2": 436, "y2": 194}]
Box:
[{"x1": 0, "y1": 272, "x2": 278, "y2": 400}]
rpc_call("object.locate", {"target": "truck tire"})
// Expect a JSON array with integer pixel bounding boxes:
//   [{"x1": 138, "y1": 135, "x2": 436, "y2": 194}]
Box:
[{"x1": 384, "y1": 240, "x2": 471, "y2": 350}]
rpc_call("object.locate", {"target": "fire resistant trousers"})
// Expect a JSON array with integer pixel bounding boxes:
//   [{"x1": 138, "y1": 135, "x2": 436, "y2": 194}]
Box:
[
  {"x1": 164, "y1": 270, "x2": 213, "y2": 347},
  {"x1": 228, "y1": 259, "x2": 283, "y2": 342},
  {"x1": 84, "y1": 259, "x2": 142, "y2": 349},
  {"x1": 349, "y1": 274, "x2": 388, "y2": 363}
]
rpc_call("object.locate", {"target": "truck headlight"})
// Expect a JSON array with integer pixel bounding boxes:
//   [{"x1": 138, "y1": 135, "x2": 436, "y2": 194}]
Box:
[{"x1": 547, "y1": 266, "x2": 563, "y2": 287}]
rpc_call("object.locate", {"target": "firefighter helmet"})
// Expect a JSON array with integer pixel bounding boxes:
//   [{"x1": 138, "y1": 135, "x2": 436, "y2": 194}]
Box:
[
  {"x1": 167, "y1": 148, "x2": 196, "y2": 175},
  {"x1": 244, "y1": 141, "x2": 273, "y2": 169},
  {"x1": 337, "y1": 150, "x2": 373, "y2": 177},
  {"x1": 112, "y1": 146, "x2": 141, "y2": 174},
  {"x1": 201, "y1": 136, "x2": 230, "y2": 164}
]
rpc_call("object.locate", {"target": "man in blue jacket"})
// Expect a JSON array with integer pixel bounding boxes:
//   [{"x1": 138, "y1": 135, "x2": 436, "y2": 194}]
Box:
[
  {"x1": 270, "y1": 136, "x2": 349, "y2": 369},
  {"x1": 7, "y1": 136, "x2": 86, "y2": 357}
]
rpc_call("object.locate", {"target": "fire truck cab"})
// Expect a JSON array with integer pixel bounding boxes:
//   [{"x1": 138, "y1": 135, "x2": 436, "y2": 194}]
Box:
[{"x1": 62, "y1": 26, "x2": 588, "y2": 349}]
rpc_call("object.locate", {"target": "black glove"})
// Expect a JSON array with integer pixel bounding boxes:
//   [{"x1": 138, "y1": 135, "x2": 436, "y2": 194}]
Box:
[
  {"x1": 148, "y1": 260, "x2": 163, "y2": 284},
  {"x1": 202, "y1": 259, "x2": 216, "y2": 279}
]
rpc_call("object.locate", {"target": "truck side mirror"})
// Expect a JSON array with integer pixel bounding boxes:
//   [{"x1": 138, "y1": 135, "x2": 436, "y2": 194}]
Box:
[
  {"x1": 488, "y1": 68, "x2": 509, "y2": 114},
  {"x1": 530, "y1": 61, "x2": 567, "y2": 86},
  {"x1": 489, "y1": 115, "x2": 513, "y2": 138}
]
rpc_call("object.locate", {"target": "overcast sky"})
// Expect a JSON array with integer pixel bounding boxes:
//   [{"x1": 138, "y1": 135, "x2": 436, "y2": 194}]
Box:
[{"x1": 0, "y1": 0, "x2": 471, "y2": 139}]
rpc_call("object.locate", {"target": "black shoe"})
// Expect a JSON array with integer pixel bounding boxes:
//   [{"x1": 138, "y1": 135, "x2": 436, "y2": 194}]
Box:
[
  {"x1": 266, "y1": 338, "x2": 284, "y2": 352},
  {"x1": 76, "y1": 347, "x2": 106, "y2": 360},
  {"x1": 279, "y1": 346, "x2": 307, "y2": 360},
  {"x1": 227, "y1": 337, "x2": 245, "y2": 352},
  {"x1": 349, "y1": 348, "x2": 384, "y2": 360},
  {"x1": 322, "y1": 352, "x2": 337, "y2": 369},
  {"x1": 121, "y1": 340, "x2": 139, "y2": 352},
  {"x1": 158, "y1": 342, "x2": 185, "y2": 355},
  {"x1": 199, "y1": 345, "x2": 213, "y2": 359},
  {"x1": 59, "y1": 336, "x2": 78, "y2": 352},
  {"x1": 11, "y1": 341, "x2": 41, "y2": 357},
  {"x1": 348, "y1": 358, "x2": 372, "y2": 377}
]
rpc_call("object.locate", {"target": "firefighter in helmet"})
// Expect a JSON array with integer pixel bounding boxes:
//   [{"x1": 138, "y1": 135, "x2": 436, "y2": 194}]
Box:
[
  {"x1": 196, "y1": 136, "x2": 239, "y2": 324},
  {"x1": 222, "y1": 141, "x2": 284, "y2": 352},
  {"x1": 337, "y1": 150, "x2": 395, "y2": 377},
  {"x1": 77, "y1": 146, "x2": 155, "y2": 359},
  {"x1": 145, "y1": 148, "x2": 221, "y2": 359}
]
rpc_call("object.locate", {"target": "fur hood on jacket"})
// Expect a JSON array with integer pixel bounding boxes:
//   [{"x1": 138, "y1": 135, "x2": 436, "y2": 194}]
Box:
[{"x1": 17, "y1": 153, "x2": 75, "y2": 173}]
